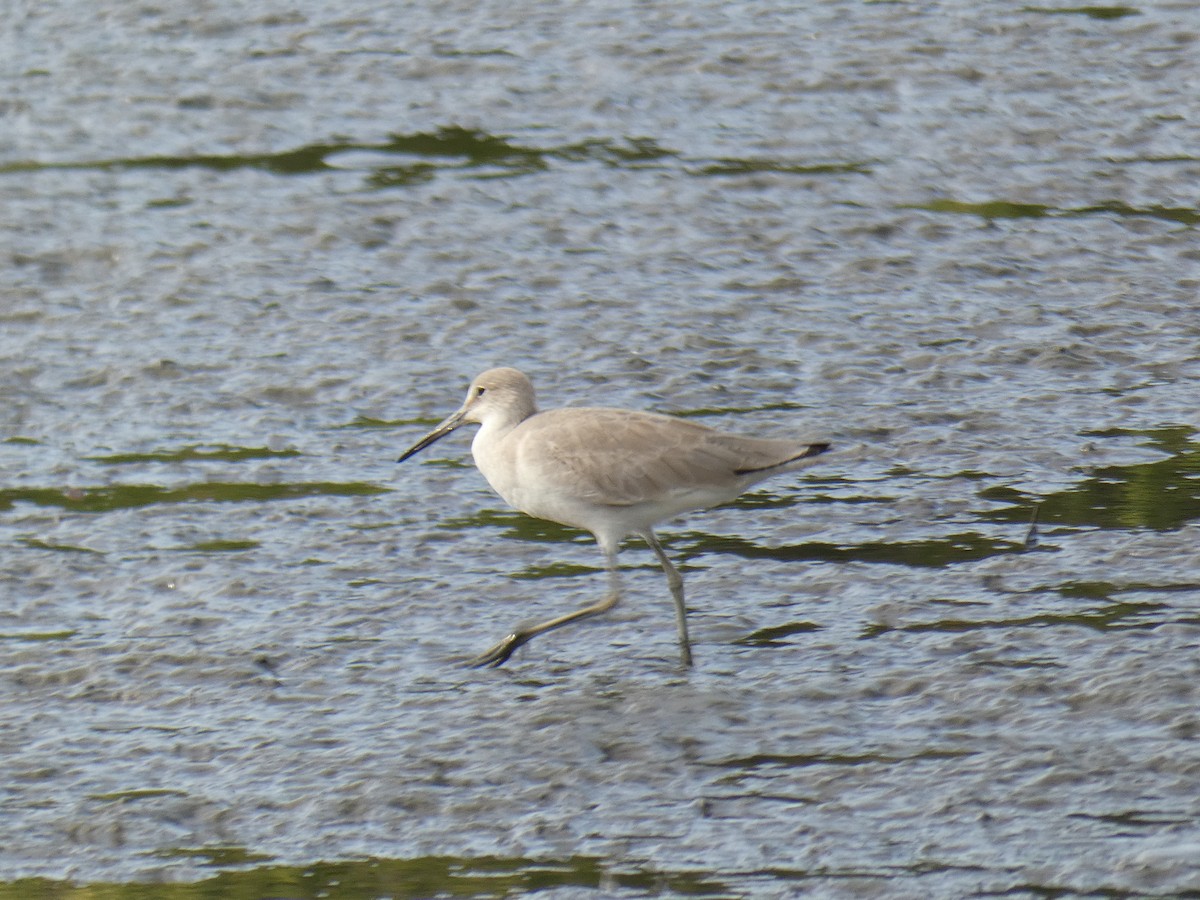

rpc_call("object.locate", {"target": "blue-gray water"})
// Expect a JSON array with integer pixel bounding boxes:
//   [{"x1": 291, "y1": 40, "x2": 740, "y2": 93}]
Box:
[{"x1": 3, "y1": 1, "x2": 1200, "y2": 897}]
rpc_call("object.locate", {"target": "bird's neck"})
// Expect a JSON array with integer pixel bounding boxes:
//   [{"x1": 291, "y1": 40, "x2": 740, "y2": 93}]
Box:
[
  {"x1": 472, "y1": 405, "x2": 535, "y2": 463},
  {"x1": 470, "y1": 405, "x2": 536, "y2": 507}
]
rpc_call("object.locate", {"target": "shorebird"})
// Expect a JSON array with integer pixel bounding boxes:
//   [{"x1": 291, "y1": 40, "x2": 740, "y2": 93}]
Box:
[{"x1": 398, "y1": 367, "x2": 829, "y2": 667}]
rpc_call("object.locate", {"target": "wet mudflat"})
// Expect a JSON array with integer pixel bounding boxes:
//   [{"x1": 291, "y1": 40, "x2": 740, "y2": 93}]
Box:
[{"x1": 3, "y1": 0, "x2": 1200, "y2": 897}]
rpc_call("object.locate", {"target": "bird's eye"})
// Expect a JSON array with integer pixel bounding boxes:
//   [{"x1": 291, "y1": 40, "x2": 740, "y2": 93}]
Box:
[{"x1": 475, "y1": 387, "x2": 486, "y2": 398}]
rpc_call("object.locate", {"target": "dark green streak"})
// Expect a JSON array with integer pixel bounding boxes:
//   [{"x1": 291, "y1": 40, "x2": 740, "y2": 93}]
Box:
[
  {"x1": 18, "y1": 537, "x2": 100, "y2": 554},
  {"x1": 89, "y1": 789, "x2": 189, "y2": 803},
  {"x1": 1023, "y1": 5, "x2": 1140, "y2": 19},
  {"x1": 0, "y1": 482, "x2": 388, "y2": 514},
  {"x1": 982, "y1": 426, "x2": 1200, "y2": 531},
  {"x1": 676, "y1": 532, "x2": 1024, "y2": 568},
  {"x1": 0, "y1": 630, "x2": 77, "y2": 642},
  {"x1": 860, "y1": 600, "x2": 1169, "y2": 638},
  {"x1": 187, "y1": 539, "x2": 262, "y2": 552},
  {"x1": 86, "y1": 445, "x2": 301, "y2": 464},
  {"x1": 443, "y1": 511, "x2": 1021, "y2": 568},
  {"x1": 690, "y1": 160, "x2": 868, "y2": 177},
  {"x1": 2, "y1": 126, "x2": 866, "y2": 190},
  {"x1": 910, "y1": 199, "x2": 1052, "y2": 220},
  {"x1": 708, "y1": 748, "x2": 972, "y2": 770},
  {"x1": 905, "y1": 198, "x2": 1199, "y2": 226},
  {"x1": 0, "y1": 854, "x2": 733, "y2": 899},
  {"x1": 441, "y1": 509, "x2": 593, "y2": 545},
  {"x1": 736, "y1": 621, "x2": 823, "y2": 647}
]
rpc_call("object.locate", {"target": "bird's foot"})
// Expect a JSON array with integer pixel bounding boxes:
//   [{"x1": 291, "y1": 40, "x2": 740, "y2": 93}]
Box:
[{"x1": 469, "y1": 630, "x2": 533, "y2": 668}]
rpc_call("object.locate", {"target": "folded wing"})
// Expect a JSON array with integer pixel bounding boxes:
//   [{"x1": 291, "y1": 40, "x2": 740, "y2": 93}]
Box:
[{"x1": 515, "y1": 407, "x2": 814, "y2": 507}]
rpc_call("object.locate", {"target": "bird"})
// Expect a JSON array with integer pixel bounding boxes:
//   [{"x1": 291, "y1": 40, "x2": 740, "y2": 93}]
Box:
[{"x1": 397, "y1": 367, "x2": 830, "y2": 668}]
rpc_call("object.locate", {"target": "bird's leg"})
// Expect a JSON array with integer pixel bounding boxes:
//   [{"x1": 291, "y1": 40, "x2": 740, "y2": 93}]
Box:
[
  {"x1": 470, "y1": 547, "x2": 623, "y2": 668},
  {"x1": 643, "y1": 531, "x2": 693, "y2": 668}
]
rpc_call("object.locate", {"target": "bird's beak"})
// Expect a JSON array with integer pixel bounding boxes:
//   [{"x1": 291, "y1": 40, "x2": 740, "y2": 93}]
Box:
[{"x1": 397, "y1": 407, "x2": 468, "y2": 463}]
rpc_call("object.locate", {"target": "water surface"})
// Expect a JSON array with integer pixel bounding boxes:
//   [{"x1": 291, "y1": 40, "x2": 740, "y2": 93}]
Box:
[{"x1": 3, "y1": 0, "x2": 1200, "y2": 896}]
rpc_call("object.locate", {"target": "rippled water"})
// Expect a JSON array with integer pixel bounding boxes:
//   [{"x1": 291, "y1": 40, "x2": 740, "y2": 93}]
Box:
[{"x1": 4, "y1": 0, "x2": 1200, "y2": 896}]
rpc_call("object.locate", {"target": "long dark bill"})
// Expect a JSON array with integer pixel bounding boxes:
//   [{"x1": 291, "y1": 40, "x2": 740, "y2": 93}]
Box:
[{"x1": 397, "y1": 409, "x2": 466, "y2": 463}]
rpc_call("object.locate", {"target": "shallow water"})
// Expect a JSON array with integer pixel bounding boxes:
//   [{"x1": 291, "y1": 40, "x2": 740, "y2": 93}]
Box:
[{"x1": 3, "y1": 0, "x2": 1200, "y2": 896}]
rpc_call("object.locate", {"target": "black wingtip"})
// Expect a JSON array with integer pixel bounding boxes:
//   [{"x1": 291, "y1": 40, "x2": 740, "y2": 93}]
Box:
[
  {"x1": 734, "y1": 441, "x2": 832, "y2": 476},
  {"x1": 801, "y1": 442, "x2": 831, "y2": 459}
]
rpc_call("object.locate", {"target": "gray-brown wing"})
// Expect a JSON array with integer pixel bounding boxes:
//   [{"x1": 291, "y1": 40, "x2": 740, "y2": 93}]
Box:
[{"x1": 513, "y1": 407, "x2": 801, "y2": 506}]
